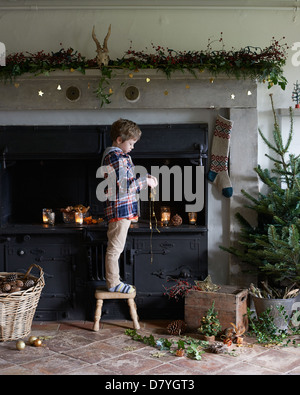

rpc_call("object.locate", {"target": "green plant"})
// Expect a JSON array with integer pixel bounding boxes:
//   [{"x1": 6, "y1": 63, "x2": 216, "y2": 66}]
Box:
[
  {"x1": 221, "y1": 94, "x2": 300, "y2": 296},
  {"x1": 0, "y1": 35, "x2": 289, "y2": 107},
  {"x1": 124, "y1": 329, "x2": 208, "y2": 360},
  {"x1": 197, "y1": 301, "x2": 222, "y2": 336},
  {"x1": 247, "y1": 307, "x2": 291, "y2": 345}
]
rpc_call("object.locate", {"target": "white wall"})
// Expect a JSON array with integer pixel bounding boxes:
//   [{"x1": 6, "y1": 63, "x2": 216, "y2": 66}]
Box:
[
  {"x1": 1, "y1": 6, "x2": 299, "y2": 157},
  {"x1": 0, "y1": 5, "x2": 299, "y2": 284}
]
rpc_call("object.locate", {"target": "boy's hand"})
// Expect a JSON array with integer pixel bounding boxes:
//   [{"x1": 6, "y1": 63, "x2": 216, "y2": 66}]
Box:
[{"x1": 147, "y1": 175, "x2": 158, "y2": 189}]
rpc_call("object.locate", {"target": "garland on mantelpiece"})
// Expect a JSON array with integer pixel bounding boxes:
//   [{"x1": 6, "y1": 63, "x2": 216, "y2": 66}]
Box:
[{"x1": 0, "y1": 35, "x2": 289, "y2": 106}]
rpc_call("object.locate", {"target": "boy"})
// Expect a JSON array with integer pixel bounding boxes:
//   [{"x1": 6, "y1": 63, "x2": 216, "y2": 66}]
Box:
[{"x1": 101, "y1": 119, "x2": 157, "y2": 293}]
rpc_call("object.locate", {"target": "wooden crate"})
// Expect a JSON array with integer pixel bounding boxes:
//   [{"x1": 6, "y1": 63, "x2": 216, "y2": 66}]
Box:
[{"x1": 184, "y1": 285, "x2": 248, "y2": 332}]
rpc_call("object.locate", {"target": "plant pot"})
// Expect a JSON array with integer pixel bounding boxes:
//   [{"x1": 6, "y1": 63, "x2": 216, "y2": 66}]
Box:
[{"x1": 252, "y1": 296, "x2": 297, "y2": 331}]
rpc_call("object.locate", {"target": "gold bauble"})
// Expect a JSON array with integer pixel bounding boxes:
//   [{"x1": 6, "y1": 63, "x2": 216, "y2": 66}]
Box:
[
  {"x1": 28, "y1": 336, "x2": 38, "y2": 345},
  {"x1": 33, "y1": 338, "x2": 42, "y2": 347},
  {"x1": 16, "y1": 340, "x2": 26, "y2": 351}
]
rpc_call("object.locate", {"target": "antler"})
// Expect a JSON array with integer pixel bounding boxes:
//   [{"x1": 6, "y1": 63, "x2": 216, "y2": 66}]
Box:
[
  {"x1": 103, "y1": 24, "x2": 111, "y2": 52},
  {"x1": 92, "y1": 24, "x2": 111, "y2": 67},
  {"x1": 92, "y1": 25, "x2": 102, "y2": 52}
]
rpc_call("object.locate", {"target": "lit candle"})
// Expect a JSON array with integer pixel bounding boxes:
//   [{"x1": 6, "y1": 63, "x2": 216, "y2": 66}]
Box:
[
  {"x1": 161, "y1": 206, "x2": 171, "y2": 226},
  {"x1": 188, "y1": 212, "x2": 197, "y2": 225},
  {"x1": 75, "y1": 212, "x2": 83, "y2": 225},
  {"x1": 42, "y1": 208, "x2": 52, "y2": 224}
]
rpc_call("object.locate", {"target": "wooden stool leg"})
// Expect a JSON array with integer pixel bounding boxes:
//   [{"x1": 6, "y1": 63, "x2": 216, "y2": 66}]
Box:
[
  {"x1": 93, "y1": 299, "x2": 103, "y2": 332},
  {"x1": 128, "y1": 299, "x2": 140, "y2": 330}
]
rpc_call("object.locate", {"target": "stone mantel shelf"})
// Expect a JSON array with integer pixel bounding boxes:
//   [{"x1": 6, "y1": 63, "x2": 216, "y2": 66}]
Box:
[
  {"x1": 277, "y1": 108, "x2": 300, "y2": 116},
  {"x1": 0, "y1": 69, "x2": 257, "y2": 111},
  {"x1": 13, "y1": 68, "x2": 251, "y2": 81},
  {"x1": 0, "y1": 68, "x2": 259, "y2": 287}
]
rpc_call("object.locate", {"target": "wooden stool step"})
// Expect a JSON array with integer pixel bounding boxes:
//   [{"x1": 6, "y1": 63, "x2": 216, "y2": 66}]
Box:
[{"x1": 93, "y1": 287, "x2": 140, "y2": 332}]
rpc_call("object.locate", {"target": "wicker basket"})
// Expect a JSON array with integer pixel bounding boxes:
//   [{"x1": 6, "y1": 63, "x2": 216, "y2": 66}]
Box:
[{"x1": 0, "y1": 264, "x2": 45, "y2": 341}]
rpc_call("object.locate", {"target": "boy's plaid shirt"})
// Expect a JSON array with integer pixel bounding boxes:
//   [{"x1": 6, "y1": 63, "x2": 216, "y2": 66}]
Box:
[{"x1": 102, "y1": 148, "x2": 148, "y2": 222}]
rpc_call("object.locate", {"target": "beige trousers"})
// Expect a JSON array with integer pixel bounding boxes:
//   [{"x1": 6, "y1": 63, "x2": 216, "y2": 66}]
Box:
[{"x1": 105, "y1": 219, "x2": 131, "y2": 288}]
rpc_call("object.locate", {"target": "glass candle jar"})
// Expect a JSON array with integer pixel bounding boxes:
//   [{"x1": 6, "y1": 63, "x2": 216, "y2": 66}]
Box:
[
  {"x1": 161, "y1": 206, "x2": 171, "y2": 226},
  {"x1": 47, "y1": 212, "x2": 55, "y2": 226},
  {"x1": 188, "y1": 212, "x2": 197, "y2": 225},
  {"x1": 75, "y1": 211, "x2": 84, "y2": 225},
  {"x1": 42, "y1": 208, "x2": 52, "y2": 224}
]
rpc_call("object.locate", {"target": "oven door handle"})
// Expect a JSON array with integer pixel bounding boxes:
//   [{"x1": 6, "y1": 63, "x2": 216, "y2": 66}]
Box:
[{"x1": 131, "y1": 248, "x2": 170, "y2": 260}]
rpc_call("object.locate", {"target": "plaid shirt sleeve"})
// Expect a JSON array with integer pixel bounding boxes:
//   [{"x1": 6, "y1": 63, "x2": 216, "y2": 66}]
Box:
[{"x1": 103, "y1": 149, "x2": 148, "y2": 221}]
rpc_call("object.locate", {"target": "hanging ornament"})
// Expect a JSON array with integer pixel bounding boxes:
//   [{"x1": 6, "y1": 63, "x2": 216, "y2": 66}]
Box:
[
  {"x1": 38, "y1": 90, "x2": 44, "y2": 97},
  {"x1": 149, "y1": 188, "x2": 160, "y2": 264},
  {"x1": 164, "y1": 90, "x2": 168, "y2": 95},
  {"x1": 129, "y1": 73, "x2": 134, "y2": 78}
]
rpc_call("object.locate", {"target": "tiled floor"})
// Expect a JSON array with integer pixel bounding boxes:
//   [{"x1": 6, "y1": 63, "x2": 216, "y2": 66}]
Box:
[{"x1": 0, "y1": 320, "x2": 299, "y2": 375}]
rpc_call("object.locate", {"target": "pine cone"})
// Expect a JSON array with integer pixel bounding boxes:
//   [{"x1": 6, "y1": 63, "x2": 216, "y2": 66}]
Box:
[
  {"x1": 2, "y1": 283, "x2": 11, "y2": 292},
  {"x1": 206, "y1": 341, "x2": 227, "y2": 354},
  {"x1": 24, "y1": 279, "x2": 35, "y2": 289},
  {"x1": 167, "y1": 320, "x2": 187, "y2": 335},
  {"x1": 171, "y1": 214, "x2": 182, "y2": 226},
  {"x1": 6, "y1": 273, "x2": 17, "y2": 282}
]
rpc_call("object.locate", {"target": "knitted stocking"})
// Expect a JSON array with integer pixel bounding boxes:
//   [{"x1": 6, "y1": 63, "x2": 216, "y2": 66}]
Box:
[{"x1": 208, "y1": 114, "x2": 233, "y2": 198}]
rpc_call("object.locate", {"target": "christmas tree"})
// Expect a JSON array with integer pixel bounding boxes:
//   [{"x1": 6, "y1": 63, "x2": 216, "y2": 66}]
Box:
[
  {"x1": 292, "y1": 80, "x2": 300, "y2": 108},
  {"x1": 221, "y1": 94, "x2": 300, "y2": 295},
  {"x1": 197, "y1": 301, "x2": 222, "y2": 337}
]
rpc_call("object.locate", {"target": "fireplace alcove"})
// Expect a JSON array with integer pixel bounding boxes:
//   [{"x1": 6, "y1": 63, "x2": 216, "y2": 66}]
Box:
[{"x1": 0, "y1": 70, "x2": 258, "y2": 321}]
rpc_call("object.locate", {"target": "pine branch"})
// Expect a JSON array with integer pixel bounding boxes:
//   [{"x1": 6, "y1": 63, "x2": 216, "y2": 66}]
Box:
[{"x1": 283, "y1": 106, "x2": 294, "y2": 153}]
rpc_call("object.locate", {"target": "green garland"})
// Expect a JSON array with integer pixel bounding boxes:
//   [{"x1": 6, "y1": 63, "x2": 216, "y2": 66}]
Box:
[{"x1": 0, "y1": 36, "x2": 288, "y2": 106}]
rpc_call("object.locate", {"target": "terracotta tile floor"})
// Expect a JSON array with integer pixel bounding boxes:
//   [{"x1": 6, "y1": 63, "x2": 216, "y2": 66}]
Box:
[{"x1": 0, "y1": 320, "x2": 299, "y2": 375}]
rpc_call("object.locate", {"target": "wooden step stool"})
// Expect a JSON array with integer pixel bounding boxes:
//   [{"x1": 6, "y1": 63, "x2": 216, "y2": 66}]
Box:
[{"x1": 93, "y1": 287, "x2": 140, "y2": 331}]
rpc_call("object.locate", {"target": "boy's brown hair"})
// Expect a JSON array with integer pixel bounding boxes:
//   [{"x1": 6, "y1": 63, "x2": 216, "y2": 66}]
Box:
[{"x1": 110, "y1": 118, "x2": 142, "y2": 142}]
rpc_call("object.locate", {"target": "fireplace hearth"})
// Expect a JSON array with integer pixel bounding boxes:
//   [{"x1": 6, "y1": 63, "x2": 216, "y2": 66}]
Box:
[
  {"x1": 0, "y1": 122, "x2": 208, "y2": 320},
  {"x1": 0, "y1": 69, "x2": 259, "y2": 319}
]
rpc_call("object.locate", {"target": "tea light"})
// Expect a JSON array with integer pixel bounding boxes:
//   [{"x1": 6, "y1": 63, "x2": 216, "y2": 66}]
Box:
[
  {"x1": 42, "y1": 208, "x2": 52, "y2": 223},
  {"x1": 161, "y1": 206, "x2": 171, "y2": 226},
  {"x1": 188, "y1": 212, "x2": 197, "y2": 225},
  {"x1": 75, "y1": 212, "x2": 84, "y2": 225}
]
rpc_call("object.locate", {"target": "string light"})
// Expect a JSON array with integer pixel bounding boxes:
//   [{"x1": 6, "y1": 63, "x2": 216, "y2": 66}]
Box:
[{"x1": 57, "y1": 84, "x2": 62, "y2": 90}]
